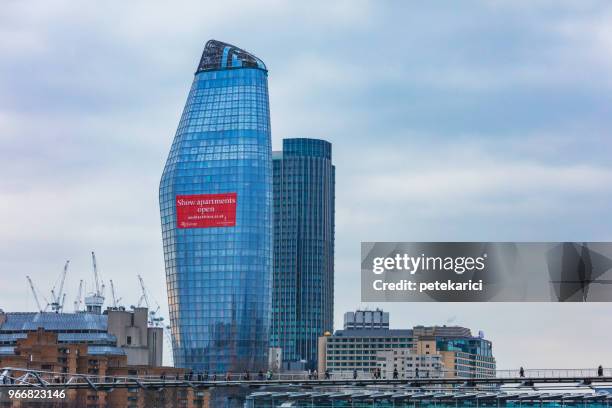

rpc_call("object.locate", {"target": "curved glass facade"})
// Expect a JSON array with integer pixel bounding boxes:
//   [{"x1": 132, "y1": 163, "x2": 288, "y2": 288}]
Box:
[
  {"x1": 159, "y1": 40, "x2": 272, "y2": 372},
  {"x1": 271, "y1": 138, "x2": 335, "y2": 369}
]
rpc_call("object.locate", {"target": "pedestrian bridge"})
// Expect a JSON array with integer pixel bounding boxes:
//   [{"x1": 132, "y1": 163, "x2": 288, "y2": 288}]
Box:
[{"x1": 0, "y1": 367, "x2": 611, "y2": 391}]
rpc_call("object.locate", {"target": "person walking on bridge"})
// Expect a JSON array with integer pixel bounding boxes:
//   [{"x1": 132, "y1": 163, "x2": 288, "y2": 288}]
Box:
[
  {"x1": 353, "y1": 369, "x2": 358, "y2": 380},
  {"x1": 393, "y1": 368, "x2": 399, "y2": 379},
  {"x1": 325, "y1": 369, "x2": 330, "y2": 380},
  {"x1": 598, "y1": 365, "x2": 604, "y2": 377},
  {"x1": 519, "y1": 367, "x2": 525, "y2": 377}
]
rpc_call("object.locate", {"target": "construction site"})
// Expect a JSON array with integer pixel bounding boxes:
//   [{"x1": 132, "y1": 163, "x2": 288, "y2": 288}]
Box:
[{"x1": 0, "y1": 253, "x2": 201, "y2": 407}]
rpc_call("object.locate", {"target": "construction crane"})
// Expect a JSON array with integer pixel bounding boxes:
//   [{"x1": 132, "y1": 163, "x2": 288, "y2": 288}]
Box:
[
  {"x1": 137, "y1": 275, "x2": 163, "y2": 327},
  {"x1": 163, "y1": 325, "x2": 174, "y2": 366},
  {"x1": 109, "y1": 279, "x2": 122, "y2": 309},
  {"x1": 91, "y1": 251, "x2": 105, "y2": 297},
  {"x1": 50, "y1": 260, "x2": 69, "y2": 313},
  {"x1": 73, "y1": 280, "x2": 84, "y2": 312},
  {"x1": 26, "y1": 276, "x2": 47, "y2": 313},
  {"x1": 137, "y1": 275, "x2": 149, "y2": 308}
]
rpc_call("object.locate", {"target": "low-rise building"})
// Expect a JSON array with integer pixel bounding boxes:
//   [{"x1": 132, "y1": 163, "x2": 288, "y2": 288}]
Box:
[
  {"x1": 0, "y1": 329, "x2": 206, "y2": 408},
  {"x1": 0, "y1": 308, "x2": 162, "y2": 367},
  {"x1": 317, "y1": 328, "x2": 414, "y2": 375},
  {"x1": 318, "y1": 310, "x2": 496, "y2": 379}
]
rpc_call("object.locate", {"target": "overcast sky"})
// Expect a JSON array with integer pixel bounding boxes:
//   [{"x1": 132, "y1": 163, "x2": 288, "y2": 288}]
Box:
[{"x1": 1, "y1": 1, "x2": 611, "y2": 369}]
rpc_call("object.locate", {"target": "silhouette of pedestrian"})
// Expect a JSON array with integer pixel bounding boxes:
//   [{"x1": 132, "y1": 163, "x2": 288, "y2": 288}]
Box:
[
  {"x1": 415, "y1": 367, "x2": 419, "y2": 378},
  {"x1": 598, "y1": 365, "x2": 604, "y2": 377},
  {"x1": 225, "y1": 372, "x2": 231, "y2": 381},
  {"x1": 243, "y1": 371, "x2": 250, "y2": 381},
  {"x1": 393, "y1": 368, "x2": 399, "y2": 379},
  {"x1": 160, "y1": 371, "x2": 166, "y2": 381},
  {"x1": 266, "y1": 370, "x2": 272, "y2": 380},
  {"x1": 353, "y1": 369, "x2": 358, "y2": 380},
  {"x1": 212, "y1": 373, "x2": 217, "y2": 381},
  {"x1": 519, "y1": 367, "x2": 525, "y2": 378},
  {"x1": 325, "y1": 369, "x2": 330, "y2": 380}
]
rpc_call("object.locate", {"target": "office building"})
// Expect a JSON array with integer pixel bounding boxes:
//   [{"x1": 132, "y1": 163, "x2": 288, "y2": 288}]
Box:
[
  {"x1": 317, "y1": 328, "x2": 414, "y2": 374},
  {"x1": 318, "y1": 310, "x2": 496, "y2": 378},
  {"x1": 271, "y1": 138, "x2": 335, "y2": 370},
  {"x1": 376, "y1": 348, "x2": 444, "y2": 379},
  {"x1": 437, "y1": 337, "x2": 496, "y2": 378},
  {"x1": 159, "y1": 39, "x2": 272, "y2": 372},
  {"x1": 344, "y1": 309, "x2": 389, "y2": 330}
]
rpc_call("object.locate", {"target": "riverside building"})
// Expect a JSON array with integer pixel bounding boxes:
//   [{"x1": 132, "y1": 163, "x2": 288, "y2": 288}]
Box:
[
  {"x1": 318, "y1": 310, "x2": 496, "y2": 378},
  {"x1": 159, "y1": 40, "x2": 272, "y2": 373},
  {"x1": 0, "y1": 308, "x2": 162, "y2": 367}
]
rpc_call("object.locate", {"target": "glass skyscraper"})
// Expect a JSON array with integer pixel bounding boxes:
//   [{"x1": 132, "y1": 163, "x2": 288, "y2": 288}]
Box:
[
  {"x1": 271, "y1": 138, "x2": 335, "y2": 369},
  {"x1": 159, "y1": 40, "x2": 272, "y2": 372}
]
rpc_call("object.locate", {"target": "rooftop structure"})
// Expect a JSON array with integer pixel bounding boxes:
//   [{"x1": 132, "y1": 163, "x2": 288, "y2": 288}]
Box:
[
  {"x1": 344, "y1": 309, "x2": 389, "y2": 330},
  {"x1": 0, "y1": 308, "x2": 162, "y2": 366},
  {"x1": 197, "y1": 39, "x2": 266, "y2": 72}
]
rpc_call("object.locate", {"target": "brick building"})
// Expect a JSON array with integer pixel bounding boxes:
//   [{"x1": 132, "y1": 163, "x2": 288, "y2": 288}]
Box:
[{"x1": 0, "y1": 330, "x2": 209, "y2": 408}]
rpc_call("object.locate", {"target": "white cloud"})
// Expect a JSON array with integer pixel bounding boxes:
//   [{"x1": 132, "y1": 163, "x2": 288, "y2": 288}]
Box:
[{"x1": 0, "y1": 1, "x2": 611, "y2": 369}]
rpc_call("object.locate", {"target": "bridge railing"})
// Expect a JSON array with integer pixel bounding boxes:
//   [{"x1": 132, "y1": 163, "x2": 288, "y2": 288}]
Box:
[
  {"x1": 495, "y1": 368, "x2": 612, "y2": 379},
  {"x1": 2, "y1": 366, "x2": 611, "y2": 386}
]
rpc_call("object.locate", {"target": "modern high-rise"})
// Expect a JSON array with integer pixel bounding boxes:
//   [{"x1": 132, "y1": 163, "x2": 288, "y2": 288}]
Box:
[
  {"x1": 271, "y1": 138, "x2": 335, "y2": 370},
  {"x1": 159, "y1": 40, "x2": 272, "y2": 372}
]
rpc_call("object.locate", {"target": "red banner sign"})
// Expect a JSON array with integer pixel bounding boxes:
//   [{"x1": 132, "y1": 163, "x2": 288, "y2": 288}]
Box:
[{"x1": 176, "y1": 193, "x2": 237, "y2": 228}]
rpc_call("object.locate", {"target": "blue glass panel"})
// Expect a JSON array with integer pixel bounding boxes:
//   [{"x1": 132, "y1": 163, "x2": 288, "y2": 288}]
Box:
[{"x1": 160, "y1": 43, "x2": 272, "y2": 373}]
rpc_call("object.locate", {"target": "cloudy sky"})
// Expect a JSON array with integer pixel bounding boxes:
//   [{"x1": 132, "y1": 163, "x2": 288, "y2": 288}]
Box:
[{"x1": 1, "y1": 1, "x2": 611, "y2": 369}]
